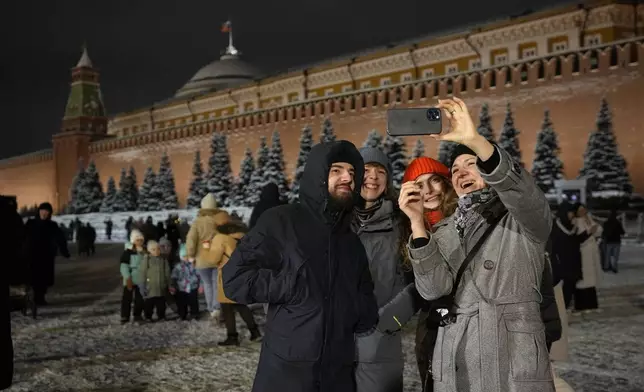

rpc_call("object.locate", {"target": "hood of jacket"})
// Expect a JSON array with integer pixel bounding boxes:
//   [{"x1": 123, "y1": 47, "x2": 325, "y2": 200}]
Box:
[
  {"x1": 259, "y1": 183, "x2": 281, "y2": 204},
  {"x1": 299, "y1": 140, "x2": 365, "y2": 225}
]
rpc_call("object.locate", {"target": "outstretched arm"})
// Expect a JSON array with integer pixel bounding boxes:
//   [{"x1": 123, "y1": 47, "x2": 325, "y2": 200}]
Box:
[{"x1": 221, "y1": 211, "x2": 293, "y2": 305}]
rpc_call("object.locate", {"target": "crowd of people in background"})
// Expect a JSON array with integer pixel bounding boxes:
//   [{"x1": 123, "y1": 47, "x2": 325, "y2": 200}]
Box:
[{"x1": 3, "y1": 97, "x2": 633, "y2": 392}]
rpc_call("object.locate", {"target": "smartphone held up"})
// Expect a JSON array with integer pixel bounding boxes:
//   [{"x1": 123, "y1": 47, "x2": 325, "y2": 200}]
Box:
[{"x1": 386, "y1": 107, "x2": 444, "y2": 137}]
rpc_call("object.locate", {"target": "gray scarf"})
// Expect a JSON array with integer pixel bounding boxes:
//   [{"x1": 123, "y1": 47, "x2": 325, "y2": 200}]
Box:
[{"x1": 454, "y1": 187, "x2": 496, "y2": 238}]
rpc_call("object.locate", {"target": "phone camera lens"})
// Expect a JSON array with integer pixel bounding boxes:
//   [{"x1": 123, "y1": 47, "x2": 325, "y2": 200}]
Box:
[{"x1": 426, "y1": 108, "x2": 441, "y2": 121}]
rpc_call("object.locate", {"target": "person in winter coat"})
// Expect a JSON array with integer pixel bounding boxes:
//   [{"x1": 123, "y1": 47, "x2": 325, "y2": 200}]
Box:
[
  {"x1": 139, "y1": 241, "x2": 172, "y2": 321},
  {"x1": 249, "y1": 182, "x2": 286, "y2": 230},
  {"x1": 550, "y1": 202, "x2": 596, "y2": 309},
  {"x1": 401, "y1": 97, "x2": 555, "y2": 392},
  {"x1": 212, "y1": 220, "x2": 262, "y2": 346},
  {"x1": 352, "y1": 147, "x2": 416, "y2": 392},
  {"x1": 185, "y1": 193, "x2": 231, "y2": 319},
  {"x1": 222, "y1": 140, "x2": 379, "y2": 392},
  {"x1": 170, "y1": 244, "x2": 202, "y2": 320},
  {"x1": 545, "y1": 238, "x2": 574, "y2": 392},
  {"x1": 119, "y1": 229, "x2": 147, "y2": 324},
  {"x1": 601, "y1": 209, "x2": 625, "y2": 272},
  {"x1": 24, "y1": 202, "x2": 70, "y2": 306},
  {"x1": 1, "y1": 196, "x2": 24, "y2": 391},
  {"x1": 104, "y1": 218, "x2": 113, "y2": 241},
  {"x1": 572, "y1": 204, "x2": 602, "y2": 312},
  {"x1": 399, "y1": 157, "x2": 457, "y2": 392}
]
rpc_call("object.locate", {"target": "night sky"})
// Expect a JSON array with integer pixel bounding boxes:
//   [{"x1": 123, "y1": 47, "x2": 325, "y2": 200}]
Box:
[{"x1": 1, "y1": 0, "x2": 571, "y2": 159}]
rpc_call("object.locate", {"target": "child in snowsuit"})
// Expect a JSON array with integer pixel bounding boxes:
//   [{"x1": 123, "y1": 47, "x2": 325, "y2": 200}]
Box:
[
  {"x1": 119, "y1": 229, "x2": 147, "y2": 324},
  {"x1": 170, "y1": 244, "x2": 202, "y2": 320},
  {"x1": 139, "y1": 240, "x2": 171, "y2": 321}
]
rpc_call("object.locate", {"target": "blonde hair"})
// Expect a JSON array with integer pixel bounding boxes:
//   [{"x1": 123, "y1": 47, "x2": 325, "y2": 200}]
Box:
[{"x1": 146, "y1": 240, "x2": 159, "y2": 253}]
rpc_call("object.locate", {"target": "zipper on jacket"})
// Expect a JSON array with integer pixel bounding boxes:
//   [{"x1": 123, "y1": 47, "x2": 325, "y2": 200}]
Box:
[{"x1": 318, "y1": 232, "x2": 333, "y2": 387}]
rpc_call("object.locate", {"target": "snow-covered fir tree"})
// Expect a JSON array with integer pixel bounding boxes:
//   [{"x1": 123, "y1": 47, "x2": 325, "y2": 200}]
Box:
[
  {"x1": 112, "y1": 168, "x2": 128, "y2": 212},
  {"x1": 186, "y1": 151, "x2": 206, "y2": 209},
  {"x1": 264, "y1": 130, "x2": 289, "y2": 197},
  {"x1": 67, "y1": 159, "x2": 87, "y2": 214},
  {"x1": 289, "y1": 125, "x2": 313, "y2": 203},
  {"x1": 319, "y1": 118, "x2": 336, "y2": 144},
  {"x1": 437, "y1": 141, "x2": 458, "y2": 167},
  {"x1": 412, "y1": 139, "x2": 425, "y2": 159},
  {"x1": 157, "y1": 152, "x2": 179, "y2": 210},
  {"x1": 84, "y1": 161, "x2": 104, "y2": 213},
  {"x1": 230, "y1": 147, "x2": 255, "y2": 206},
  {"x1": 383, "y1": 134, "x2": 408, "y2": 191},
  {"x1": 477, "y1": 103, "x2": 495, "y2": 142},
  {"x1": 362, "y1": 130, "x2": 383, "y2": 150},
  {"x1": 498, "y1": 102, "x2": 523, "y2": 166},
  {"x1": 531, "y1": 110, "x2": 564, "y2": 194},
  {"x1": 248, "y1": 136, "x2": 270, "y2": 205},
  {"x1": 138, "y1": 166, "x2": 160, "y2": 212},
  {"x1": 100, "y1": 176, "x2": 117, "y2": 213},
  {"x1": 206, "y1": 133, "x2": 234, "y2": 206},
  {"x1": 579, "y1": 98, "x2": 633, "y2": 196},
  {"x1": 125, "y1": 166, "x2": 139, "y2": 211}
]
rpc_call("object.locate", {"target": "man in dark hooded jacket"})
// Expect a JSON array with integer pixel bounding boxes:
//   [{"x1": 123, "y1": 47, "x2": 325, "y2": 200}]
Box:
[
  {"x1": 1, "y1": 196, "x2": 24, "y2": 390},
  {"x1": 223, "y1": 140, "x2": 379, "y2": 392}
]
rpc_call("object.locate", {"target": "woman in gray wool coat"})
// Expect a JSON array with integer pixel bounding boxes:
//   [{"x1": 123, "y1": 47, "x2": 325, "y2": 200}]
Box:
[{"x1": 400, "y1": 97, "x2": 555, "y2": 392}]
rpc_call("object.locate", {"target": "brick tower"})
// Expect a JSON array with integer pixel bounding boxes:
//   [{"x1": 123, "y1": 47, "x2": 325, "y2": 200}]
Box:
[{"x1": 52, "y1": 45, "x2": 108, "y2": 212}]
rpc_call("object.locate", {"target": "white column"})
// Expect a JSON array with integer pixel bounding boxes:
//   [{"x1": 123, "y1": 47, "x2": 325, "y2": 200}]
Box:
[
  {"x1": 568, "y1": 29, "x2": 581, "y2": 50},
  {"x1": 536, "y1": 36, "x2": 549, "y2": 57},
  {"x1": 508, "y1": 45, "x2": 519, "y2": 63}
]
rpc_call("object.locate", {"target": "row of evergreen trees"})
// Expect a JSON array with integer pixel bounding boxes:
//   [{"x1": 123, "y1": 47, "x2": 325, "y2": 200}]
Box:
[
  {"x1": 65, "y1": 97, "x2": 632, "y2": 214},
  {"x1": 433, "y1": 98, "x2": 631, "y2": 196}
]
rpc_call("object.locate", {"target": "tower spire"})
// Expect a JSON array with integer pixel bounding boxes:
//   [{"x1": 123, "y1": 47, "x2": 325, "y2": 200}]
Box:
[
  {"x1": 221, "y1": 19, "x2": 239, "y2": 56},
  {"x1": 76, "y1": 43, "x2": 93, "y2": 68}
]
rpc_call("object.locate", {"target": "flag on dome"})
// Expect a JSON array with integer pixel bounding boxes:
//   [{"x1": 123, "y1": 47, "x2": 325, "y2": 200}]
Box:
[{"x1": 221, "y1": 21, "x2": 232, "y2": 33}]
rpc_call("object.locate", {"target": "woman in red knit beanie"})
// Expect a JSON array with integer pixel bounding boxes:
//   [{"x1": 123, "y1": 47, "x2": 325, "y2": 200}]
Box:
[
  {"x1": 402, "y1": 157, "x2": 457, "y2": 230},
  {"x1": 399, "y1": 156, "x2": 457, "y2": 392}
]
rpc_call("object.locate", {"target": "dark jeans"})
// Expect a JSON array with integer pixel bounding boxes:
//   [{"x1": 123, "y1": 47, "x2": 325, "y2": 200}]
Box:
[
  {"x1": 33, "y1": 285, "x2": 48, "y2": 305},
  {"x1": 144, "y1": 296, "x2": 166, "y2": 320},
  {"x1": 602, "y1": 243, "x2": 621, "y2": 272},
  {"x1": 121, "y1": 286, "x2": 144, "y2": 321},
  {"x1": 1, "y1": 284, "x2": 14, "y2": 390},
  {"x1": 415, "y1": 310, "x2": 438, "y2": 392},
  {"x1": 562, "y1": 277, "x2": 578, "y2": 309},
  {"x1": 176, "y1": 291, "x2": 199, "y2": 320},
  {"x1": 221, "y1": 303, "x2": 257, "y2": 336}
]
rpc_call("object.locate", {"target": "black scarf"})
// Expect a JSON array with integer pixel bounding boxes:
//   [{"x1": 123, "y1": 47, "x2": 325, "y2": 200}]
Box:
[{"x1": 354, "y1": 198, "x2": 383, "y2": 224}]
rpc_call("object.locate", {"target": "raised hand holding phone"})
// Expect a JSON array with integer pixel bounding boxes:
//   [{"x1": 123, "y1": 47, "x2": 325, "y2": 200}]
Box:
[{"x1": 435, "y1": 97, "x2": 495, "y2": 161}]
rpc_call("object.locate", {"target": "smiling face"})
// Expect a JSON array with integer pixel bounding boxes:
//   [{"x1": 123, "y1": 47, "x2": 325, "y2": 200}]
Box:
[
  {"x1": 414, "y1": 173, "x2": 447, "y2": 210},
  {"x1": 451, "y1": 154, "x2": 487, "y2": 196},
  {"x1": 328, "y1": 162, "x2": 355, "y2": 204},
  {"x1": 361, "y1": 163, "x2": 387, "y2": 206}
]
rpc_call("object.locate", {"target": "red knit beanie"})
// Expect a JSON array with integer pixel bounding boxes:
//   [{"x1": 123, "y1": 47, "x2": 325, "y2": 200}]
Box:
[
  {"x1": 403, "y1": 157, "x2": 451, "y2": 228},
  {"x1": 403, "y1": 157, "x2": 450, "y2": 183}
]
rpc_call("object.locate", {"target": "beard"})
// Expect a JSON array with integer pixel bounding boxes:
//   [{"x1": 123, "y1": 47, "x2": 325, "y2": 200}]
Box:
[{"x1": 328, "y1": 190, "x2": 354, "y2": 211}]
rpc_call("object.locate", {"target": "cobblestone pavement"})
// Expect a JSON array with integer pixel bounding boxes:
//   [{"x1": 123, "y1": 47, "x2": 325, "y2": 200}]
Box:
[{"x1": 7, "y1": 243, "x2": 644, "y2": 391}]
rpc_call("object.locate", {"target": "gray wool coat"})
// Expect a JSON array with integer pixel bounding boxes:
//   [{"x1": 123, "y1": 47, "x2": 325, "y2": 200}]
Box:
[
  {"x1": 353, "y1": 200, "x2": 416, "y2": 392},
  {"x1": 408, "y1": 146, "x2": 555, "y2": 392}
]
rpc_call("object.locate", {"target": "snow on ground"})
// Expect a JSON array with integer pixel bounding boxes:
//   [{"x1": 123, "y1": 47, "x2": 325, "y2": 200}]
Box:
[
  {"x1": 50, "y1": 207, "x2": 253, "y2": 243},
  {"x1": 7, "y1": 245, "x2": 644, "y2": 391}
]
